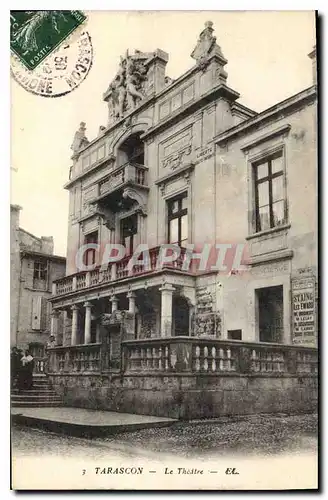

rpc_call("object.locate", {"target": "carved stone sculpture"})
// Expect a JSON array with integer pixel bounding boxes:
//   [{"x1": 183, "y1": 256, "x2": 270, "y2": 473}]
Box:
[
  {"x1": 191, "y1": 21, "x2": 225, "y2": 71},
  {"x1": 104, "y1": 50, "x2": 154, "y2": 123},
  {"x1": 71, "y1": 122, "x2": 89, "y2": 154}
]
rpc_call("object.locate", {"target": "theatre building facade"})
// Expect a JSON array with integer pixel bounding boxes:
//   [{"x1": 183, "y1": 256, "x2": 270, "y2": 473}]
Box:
[{"x1": 48, "y1": 23, "x2": 318, "y2": 418}]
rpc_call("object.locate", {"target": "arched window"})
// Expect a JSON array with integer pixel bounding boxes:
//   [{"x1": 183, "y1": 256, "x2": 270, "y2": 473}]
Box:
[{"x1": 117, "y1": 132, "x2": 145, "y2": 167}]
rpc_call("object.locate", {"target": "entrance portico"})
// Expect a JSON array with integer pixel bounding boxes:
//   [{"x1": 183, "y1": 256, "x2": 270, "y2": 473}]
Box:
[{"x1": 51, "y1": 271, "x2": 196, "y2": 345}]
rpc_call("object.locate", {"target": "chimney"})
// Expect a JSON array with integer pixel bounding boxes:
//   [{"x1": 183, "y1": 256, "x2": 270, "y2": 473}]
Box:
[
  {"x1": 308, "y1": 46, "x2": 317, "y2": 85},
  {"x1": 41, "y1": 236, "x2": 54, "y2": 255},
  {"x1": 10, "y1": 204, "x2": 22, "y2": 230}
]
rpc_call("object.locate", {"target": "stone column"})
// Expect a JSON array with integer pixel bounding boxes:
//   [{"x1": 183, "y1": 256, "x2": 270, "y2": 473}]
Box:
[
  {"x1": 96, "y1": 323, "x2": 101, "y2": 343},
  {"x1": 71, "y1": 305, "x2": 79, "y2": 346},
  {"x1": 159, "y1": 283, "x2": 175, "y2": 337},
  {"x1": 62, "y1": 310, "x2": 67, "y2": 346},
  {"x1": 84, "y1": 302, "x2": 92, "y2": 344},
  {"x1": 127, "y1": 291, "x2": 136, "y2": 313},
  {"x1": 110, "y1": 295, "x2": 119, "y2": 312},
  {"x1": 50, "y1": 310, "x2": 60, "y2": 341}
]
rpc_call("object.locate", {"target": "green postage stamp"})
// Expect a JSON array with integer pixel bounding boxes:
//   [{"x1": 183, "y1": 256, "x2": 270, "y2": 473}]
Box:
[{"x1": 10, "y1": 11, "x2": 87, "y2": 71}]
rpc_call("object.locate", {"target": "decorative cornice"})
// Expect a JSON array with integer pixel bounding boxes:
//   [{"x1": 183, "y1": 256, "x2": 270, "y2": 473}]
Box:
[
  {"x1": 215, "y1": 85, "x2": 317, "y2": 146},
  {"x1": 240, "y1": 124, "x2": 291, "y2": 152}
]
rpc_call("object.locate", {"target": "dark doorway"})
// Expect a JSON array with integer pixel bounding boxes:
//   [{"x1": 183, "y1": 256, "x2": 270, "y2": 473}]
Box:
[
  {"x1": 257, "y1": 285, "x2": 284, "y2": 343},
  {"x1": 173, "y1": 295, "x2": 190, "y2": 336},
  {"x1": 120, "y1": 214, "x2": 138, "y2": 256}
]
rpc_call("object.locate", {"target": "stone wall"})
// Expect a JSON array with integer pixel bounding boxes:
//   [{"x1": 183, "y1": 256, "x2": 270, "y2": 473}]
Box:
[{"x1": 49, "y1": 371, "x2": 317, "y2": 419}]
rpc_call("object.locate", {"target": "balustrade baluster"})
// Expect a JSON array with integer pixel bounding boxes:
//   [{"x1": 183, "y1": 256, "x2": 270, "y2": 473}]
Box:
[
  {"x1": 146, "y1": 348, "x2": 151, "y2": 369},
  {"x1": 219, "y1": 348, "x2": 224, "y2": 371},
  {"x1": 165, "y1": 347, "x2": 169, "y2": 371},
  {"x1": 159, "y1": 347, "x2": 163, "y2": 370},
  {"x1": 227, "y1": 348, "x2": 231, "y2": 371},
  {"x1": 211, "y1": 346, "x2": 216, "y2": 372},
  {"x1": 203, "y1": 346, "x2": 209, "y2": 372},
  {"x1": 195, "y1": 346, "x2": 200, "y2": 372}
]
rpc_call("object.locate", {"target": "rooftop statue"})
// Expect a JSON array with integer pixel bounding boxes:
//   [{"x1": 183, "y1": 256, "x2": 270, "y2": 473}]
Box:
[
  {"x1": 71, "y1": 122, "x2": 89, "y2": 154},
  {"x1": 191, "y1": 21, "x2": 225, "y2": 70}
]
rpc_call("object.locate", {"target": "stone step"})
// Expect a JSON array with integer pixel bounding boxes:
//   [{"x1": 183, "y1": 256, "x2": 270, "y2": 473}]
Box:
[
  {"x1": 11, "y1": 401, "x2": 63, "y2": 408},
  {"x1": 12, "y1": 389, "x2": 56, "y2": 395},
  {"x1": 11, "y1": 394, "x2": 61, "y2": 402}
]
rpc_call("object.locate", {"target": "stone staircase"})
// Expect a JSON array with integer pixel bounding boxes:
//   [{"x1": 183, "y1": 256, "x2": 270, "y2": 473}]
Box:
[{"x1": 11, "y1": 374, "x2": 63, "y2": 408}]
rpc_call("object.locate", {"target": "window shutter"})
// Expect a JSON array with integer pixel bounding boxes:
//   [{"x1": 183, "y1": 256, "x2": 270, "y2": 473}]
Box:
[
  {"x1": 40, "y1": 296, "x2": 47, "y2": 331},
  {"x1": 31, "y1": 296, "x2": 42, "y2": 330}
]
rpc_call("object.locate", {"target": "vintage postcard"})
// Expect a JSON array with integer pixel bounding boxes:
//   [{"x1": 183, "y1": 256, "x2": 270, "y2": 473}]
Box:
[{"x1": 10, "y1": 10, "x2": 318, "y2": 491}]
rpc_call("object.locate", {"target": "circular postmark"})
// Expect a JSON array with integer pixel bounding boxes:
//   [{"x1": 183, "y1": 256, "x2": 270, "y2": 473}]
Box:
[{"x1": 11, "y1": 31, "x2": 93, "y2": 98}]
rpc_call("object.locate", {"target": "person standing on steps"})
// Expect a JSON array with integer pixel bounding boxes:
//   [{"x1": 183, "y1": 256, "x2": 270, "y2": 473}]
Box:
[
  {"x1": 11, "y1": 347, "x2": 22, "y2": 389},
  {"x1": 20, "y1": 351, "x2": 34, "y2": 390}
]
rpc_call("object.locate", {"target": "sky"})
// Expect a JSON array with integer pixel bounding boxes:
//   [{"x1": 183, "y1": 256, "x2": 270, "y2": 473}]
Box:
[{"x1": 11, "y1": 10, "x2": 316, "y2": 257}]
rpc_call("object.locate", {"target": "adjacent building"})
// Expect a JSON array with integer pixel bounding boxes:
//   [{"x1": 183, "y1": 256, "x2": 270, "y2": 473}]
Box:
[{"x1": 11, "y1": 204, "x2": 66, "y2": 363}]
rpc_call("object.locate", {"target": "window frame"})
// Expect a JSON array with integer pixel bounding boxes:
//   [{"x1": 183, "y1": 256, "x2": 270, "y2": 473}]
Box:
[
  {"x1": 84, "y1": 230, "x2": 98, "y2": 266},
  {"x1": 252, "y1": 148, "x2": 287, "y2": 234},
  {"x1": 167, "y1": 191, "x2": 188, "y2": 246},
  {"x1": 33, "y1": 259, "x2": 48, "y2": 281}
]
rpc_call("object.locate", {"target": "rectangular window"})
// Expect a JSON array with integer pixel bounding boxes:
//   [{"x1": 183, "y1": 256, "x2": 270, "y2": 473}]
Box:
[
  {"x1": 254, "y1": 152, "x2": 286, "y2": 233},
  {"x1": 227, "y1": 329, "x2": 242, "y2": 340},
  {"x1": 84, "y1": 231, "x2": 98, "y2": 266},
  {"x1": 167, "y1": 192, "x2": 188, "y2": 247},
  {"x1": 33, "y1": 260, "x2": 48, "y2": 281}
]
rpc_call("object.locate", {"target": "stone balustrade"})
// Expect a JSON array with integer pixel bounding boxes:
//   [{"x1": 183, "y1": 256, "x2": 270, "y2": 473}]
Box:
[
  {"x1": 47, "y1": 337, "x2": 318, "y2": 377},
  {"x1": 52, "y1": 246, "x2": 189, "y2": 296},
  {"x1": 121, "y1": 337, "x2": 318, "y2": 376},
  {"x1": 33, "y1": 356, "x2": 48, "y2": 374},
  {"x1": 48, "y1": 343, "x2": 102, "y2": 373}
]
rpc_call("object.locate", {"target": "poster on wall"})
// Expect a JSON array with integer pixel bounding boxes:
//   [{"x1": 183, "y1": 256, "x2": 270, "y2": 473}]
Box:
[{"x1": 292, "y1": 277, "x2": 316, "y2": 345}]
